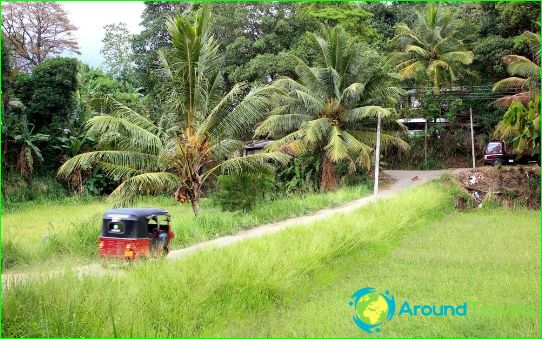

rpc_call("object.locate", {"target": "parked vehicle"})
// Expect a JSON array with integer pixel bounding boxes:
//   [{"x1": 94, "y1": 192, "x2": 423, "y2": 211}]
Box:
[
  {"x1": 99, "y1": 208, "x2": 175, "y2": 259},
  {"x1": 483, "y1": 140, "x2": 540, "y2": 166}
]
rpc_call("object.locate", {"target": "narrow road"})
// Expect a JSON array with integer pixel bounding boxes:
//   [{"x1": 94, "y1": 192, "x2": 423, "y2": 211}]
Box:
[
  {"x1": 2, "y1": 169, "x2": 460, "y2": 289},
  {"x1": 167, "y1": 169, "x2": 448, "y2": 259}
]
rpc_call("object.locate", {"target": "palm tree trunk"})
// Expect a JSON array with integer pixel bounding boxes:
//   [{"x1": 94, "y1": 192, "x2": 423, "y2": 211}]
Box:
[
  {"x1": 189, "y1": 194, "x2": 200, "y2": 216},
  {"x1": 189, "y1": 181, "x2": 201, "y2": 216},
  {"x1": 320, "y1": 155, "x2": 337, "y2": 191}
]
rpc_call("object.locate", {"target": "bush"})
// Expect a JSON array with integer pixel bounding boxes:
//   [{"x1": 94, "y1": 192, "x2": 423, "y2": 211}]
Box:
[
  {"x1": 2, "y1": 173, "x2": 67, "y2": 209},
  {"x1": 275, "y1": 155, "x2": 320, "y2": 194},
  {"x1": 42, "y1": 215, "x2": 101, "y2": 258},
  {"x1": 1, "y1": 240, "x2": 29, "y2": 269},
  {"x1": 213, "y1": 173, "x2": 275, "y2": 211}
]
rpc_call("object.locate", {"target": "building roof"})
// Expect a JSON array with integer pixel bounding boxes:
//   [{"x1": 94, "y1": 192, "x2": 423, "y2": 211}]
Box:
[{"x1": 245, "y1": 140, "x2": 272, "y2": 150}]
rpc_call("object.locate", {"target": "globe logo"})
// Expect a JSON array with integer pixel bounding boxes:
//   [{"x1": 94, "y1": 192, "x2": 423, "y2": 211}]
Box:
[{"x1": 349, "y1": 287, "x2": 396, "y2": 333}]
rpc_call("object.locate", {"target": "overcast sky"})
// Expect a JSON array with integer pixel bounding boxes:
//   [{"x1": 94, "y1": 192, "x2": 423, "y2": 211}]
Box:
[{"x1": 62, "y1": 1, "x2": 145, "y2": 67}]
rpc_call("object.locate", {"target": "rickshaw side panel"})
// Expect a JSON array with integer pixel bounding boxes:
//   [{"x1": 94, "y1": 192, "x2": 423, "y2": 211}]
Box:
[{"x1": 99, "y1": 237, "x2": 151, "y2": 258}]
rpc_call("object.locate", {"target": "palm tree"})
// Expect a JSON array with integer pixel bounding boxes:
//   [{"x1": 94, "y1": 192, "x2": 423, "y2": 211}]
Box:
[
  {"x1": 388, "y1": 3, "x2": 474, "y2": 92},
  {"x1": 493, "y1": 31, "x2": 540, "y2": 108},
  {"x1": 13, "y1": 114, "x2": 49, "y2": 178},
  {"x1": 255, "y1": 26, "x2": 408, "y2": 191},
  {"x1": 58, "y1": 5, "x2": 289, "y2": 215}
]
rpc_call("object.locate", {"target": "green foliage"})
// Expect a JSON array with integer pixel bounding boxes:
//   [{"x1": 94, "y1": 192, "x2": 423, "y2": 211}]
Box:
[
  {"x1": 494, "y1": 2, "x2": 541, "y2": 37},
  {"x1": 256, "y1": 25, "x2": 407, "y2": 190},
  {"x1": 42, "y1": 216, "x2": 101, "y2": 258},
  {"x1": 1, "y1": 182, "x2": 458, "y2": 337},
  {"x1": 1, "y1": 185, "x2": 371, "y2": 270},
  {"x1": 1, "y1": 174, "x2": 67, "y2": 208},
  {"x1": 388, "y1": 3, "x2": 474, "y2": 91},
  {"x1": 494, "y1": 96, "x2": 540, "y2": 154},
  {"x1": 2, "y1": 240, "x2": 29, "y2": 269},
  {"x1": 304, "y1": 2, "x2": 378, "y2": 43},
  {"x1": 1, "y1": 42, "x2": 13, "y2": 107},
  {"x1": 24, "y1": 57, "x2": 79, "y2": 133},
  {"x1": 213, "y1": 2, "x2": 319, "y2": 86},
  {"x1": 58, "y1": 5, "x2": 290, "y2": 215},
  {"x1": 492, "y1": 31, "x2": 540, "y2": 109},
  {"x1": 472, "y1": 35, "x2": 516, "y2": 81},
  {"x1": 100, "y1": 22, "x2": 135, "y2": 84},
  {"x1": 275, "y1": 156, "x2": 320, "y2": 194},
  {"x1": 214, "y1": 173, "x2": 275, "y2": 212},
  {"x1": 131, "y1": 2, "x2": 191, "y2": 92}
]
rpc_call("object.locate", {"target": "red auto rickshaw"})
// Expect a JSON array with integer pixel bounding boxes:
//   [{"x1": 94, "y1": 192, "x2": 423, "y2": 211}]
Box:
[{"x1": 99, "y1": 208, "x2": 175, "y2": 259}]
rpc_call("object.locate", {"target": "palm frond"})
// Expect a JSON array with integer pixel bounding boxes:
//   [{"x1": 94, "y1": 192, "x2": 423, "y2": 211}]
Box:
[
  {"x1": 324, "y1": 126, "x2": 349, "y2": 162},
  {"x1": 58, "y1": 151, "x2": 160, "y2": 178},
  {"x1": 254, "y1": 114, "x2": 312, "y2": 138},
  {"x1": 342, "y1": 106, "x2": 393, "y2": 123},
  {"x1": 109, "y1": 172, "x2": 183, "y2": 205},
  {"x1": 205, "y1": 152, "x2": 291, "y2": 180}
]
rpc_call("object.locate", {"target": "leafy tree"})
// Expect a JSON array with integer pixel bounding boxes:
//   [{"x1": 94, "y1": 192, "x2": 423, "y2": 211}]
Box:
[
  {"x1": 100, "y1": 23, "x2": 135, "y2": 85},
  {"x1": 1, "y1": 2, "x2": 79, "y2": 70},
  {"x1": 494, "y1": 96, "x2": 540, "y2": 154},
  {"x1": 212, "y1": 2, "x2": 319, "y2": 86},
  {"x1": 388, "y1": 3, "x2": 474, "y2": 92},
  {"x1": 131, "y1": 2, "x2": 191, "y2": 92},
  {"x1": 493, "y1": 31, "x2": 540, "y2": 108},
  {"x1": 23, "y1": 57, "x2": 79, "y2": 134},
  {"x1": 1, "y1": 42, "x2": 14, "y2": 110},
  {"x1": 494, "y1": 2, "x2": 541, "y2": 37},
  {"x1": 302, "y1": 1, "x2": 378, "y2": 43},
  {"x1": 255, "y1": 26, "x2": 408, "y2": 191},
  {"x1": 58, "y1": 5, "x2": 289, "y2": 215},
  {"x1": 472, "y1": 35, "x2": 516, "y2": 82}
]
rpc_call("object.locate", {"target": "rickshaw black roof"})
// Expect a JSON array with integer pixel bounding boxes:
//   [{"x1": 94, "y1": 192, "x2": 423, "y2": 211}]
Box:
[{"x1": 103, "y1": 208, "x2": 169, "y2": 220}]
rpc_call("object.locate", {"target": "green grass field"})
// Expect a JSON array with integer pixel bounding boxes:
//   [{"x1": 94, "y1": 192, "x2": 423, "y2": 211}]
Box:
[
  {"x1": 4, "y1": 180, "x2": 538, "y2": 337},
  {"x1": 1, "y1": 185, "x2": 370, "y2": 270}
]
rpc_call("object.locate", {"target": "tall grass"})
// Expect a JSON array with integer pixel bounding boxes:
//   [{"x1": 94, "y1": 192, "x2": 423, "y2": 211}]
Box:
[
  {"x1": 2, "y1": 185, "x2": 371, "y2": 270},
  {"x1": 2, "y1": 181, "x2": 457, "y2": 337}
]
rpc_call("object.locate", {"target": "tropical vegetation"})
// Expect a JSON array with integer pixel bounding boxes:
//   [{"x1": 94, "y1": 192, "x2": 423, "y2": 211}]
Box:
[
  {"x1": 388, "y1": 3, "x2": 474, "y2": 91},
  {"x1": 256, "y1": 25, "x2": 408, "y2": 190},
  {"x1": 57, "y1": 5, "x2": 289, "y2": 214}
]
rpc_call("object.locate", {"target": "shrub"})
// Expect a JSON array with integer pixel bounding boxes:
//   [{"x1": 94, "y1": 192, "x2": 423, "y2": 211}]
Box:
[
  {"x1": 42, "y1": 215, "x2": 101, "y2": 258},
  {"x1": 213, "y1": 173, "x2": 275, "y2": 211},
  {"x1": 1, "y1": 240, "x2": 29, "y2": 269},
  {"x1": 1, "y1": 174, "x2": 67, "y2": 209}
]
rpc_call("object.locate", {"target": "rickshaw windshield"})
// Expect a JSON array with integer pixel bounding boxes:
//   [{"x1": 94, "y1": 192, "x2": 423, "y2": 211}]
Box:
[
  {"x1": 108, "y1": 222, "x2": 125, "y2": 234},
  {"x1": 102, "y1": 219, "x2": 138, "y2": 238}
]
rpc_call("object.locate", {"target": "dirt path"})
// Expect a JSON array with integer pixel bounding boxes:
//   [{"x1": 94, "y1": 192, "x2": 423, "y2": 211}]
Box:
[
  {"x1": 2, "y1": 169, "x2": 463, "y2": 289},
  {"x1": 166, "y1": 169, "x2": 449, "y2": 259}
]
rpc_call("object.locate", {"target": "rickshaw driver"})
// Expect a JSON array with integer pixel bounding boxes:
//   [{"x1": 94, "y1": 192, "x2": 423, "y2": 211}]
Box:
[{"x1": 148, "y1": 216, "x2": 168, "y2": 253}]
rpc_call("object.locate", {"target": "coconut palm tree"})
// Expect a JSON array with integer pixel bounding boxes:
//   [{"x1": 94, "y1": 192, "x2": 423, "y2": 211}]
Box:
[
  {"x1": 255, "y1": 25, "x2": 408, "y2": 191},
  {"x1": 388, "y1": 3, "x2": 474, "y2": 92},
  {"x1": 493, "y1": 31, "x2": 540, "y2": 108},
  {"x1": 58, "y1": 5, "x2": 289, "y2": 215}
]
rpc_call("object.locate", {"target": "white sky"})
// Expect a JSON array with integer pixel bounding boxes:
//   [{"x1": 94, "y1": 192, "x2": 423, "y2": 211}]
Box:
[{"x1": 61, "y1": 1, "x2": 145, "y2": 67}]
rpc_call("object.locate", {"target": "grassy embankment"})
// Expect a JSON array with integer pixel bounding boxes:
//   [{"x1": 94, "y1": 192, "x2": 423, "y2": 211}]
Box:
[
  {"x1": 4, "y1": 179, "x2": 538, "y2": 337},
  {"x1": 1, "y1": 185, "x2": 371, "y2": 270}
]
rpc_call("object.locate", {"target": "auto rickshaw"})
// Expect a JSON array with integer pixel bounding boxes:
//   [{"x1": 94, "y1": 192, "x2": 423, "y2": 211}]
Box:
[{"x1": 99, "y1": 208, "x2": 175, "y2": 259}]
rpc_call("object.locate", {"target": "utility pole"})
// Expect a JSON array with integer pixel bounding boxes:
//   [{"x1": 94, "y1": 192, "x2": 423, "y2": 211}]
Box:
[
  {"x1": 470, "y1": 107, "x2": 476, "y2": 169},
  {"x1": 373, "y1": 111, "x2": 381, "y2": 201},
  {"x1": 424, "y1": 119, "x2": 428, "y2": 167}
]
